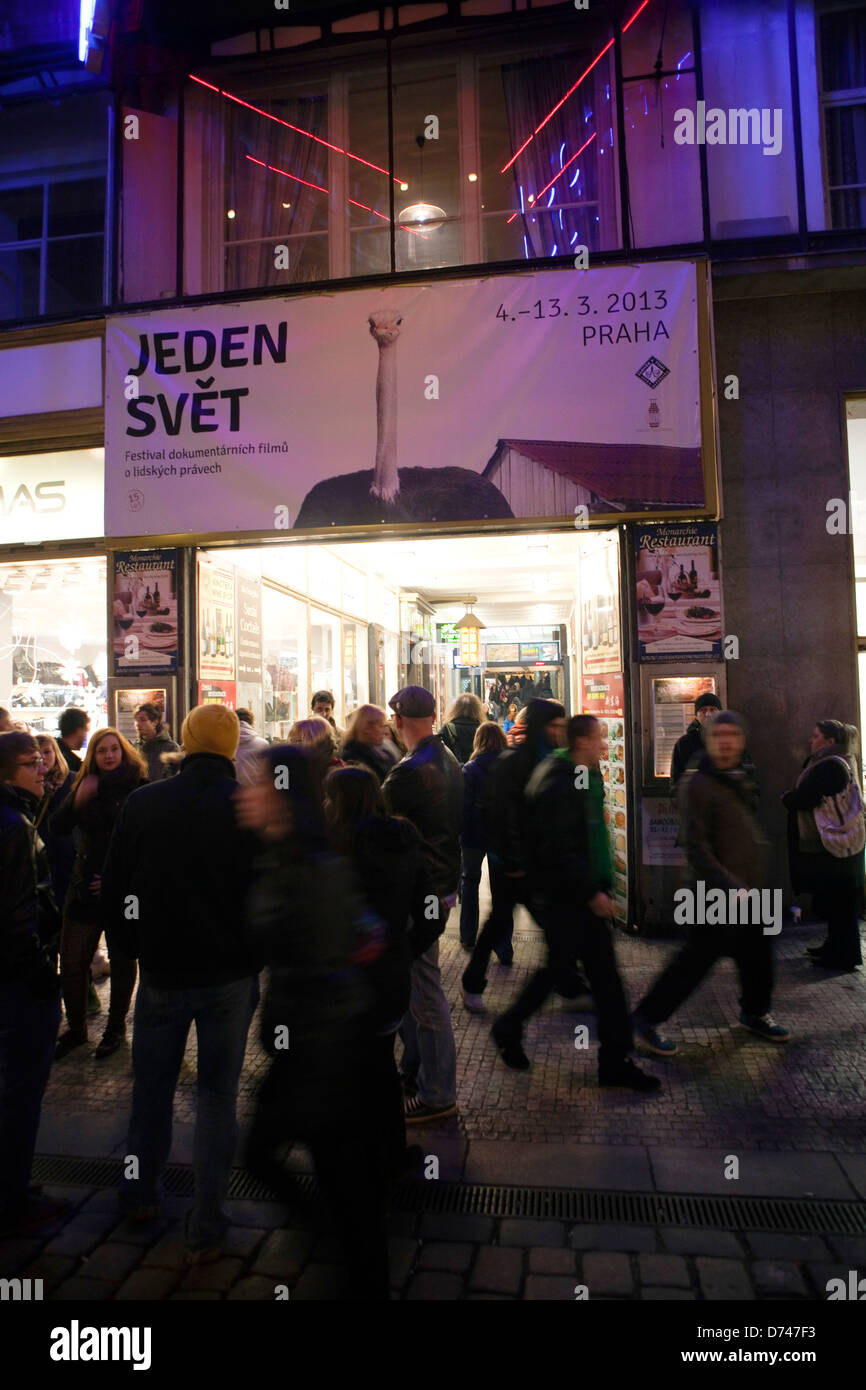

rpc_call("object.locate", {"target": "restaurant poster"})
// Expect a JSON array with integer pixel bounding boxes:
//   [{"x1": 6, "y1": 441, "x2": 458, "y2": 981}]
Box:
[
  {"x1": 581, "y1": 672, "x2": 625, "y2": 717},
  {"x1": 635, "y1": 522, "x2": 722, "y2": 662},
  {"x1": 642, "y1": 796, "x2": 686, "y2": 867},
  {"x1": 198, "y1": 560, "x2": 236, "y2": 682},
  {"x1": 651, "y1": 675, "x2": 718, "y2": 780},
  {"x1": 112, "y1": 549, "x2": 178, "y2": 675},
  {"x1": 197, "y1": 680, "x2": 236, "y2": 709}
]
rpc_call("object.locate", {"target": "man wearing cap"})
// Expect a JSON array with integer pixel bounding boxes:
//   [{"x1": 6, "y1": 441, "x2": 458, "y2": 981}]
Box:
[
  {"x1": 102, "y1": 704, "x2": 261, "y2": 1262},
  {"x1": 669, "y1": 692, "x2": 722, "y2": 791},
  {"x1": 383, "y1": 686, "x2": 463, "y2": 1124},
  {"x1": 632, "y1": 710, "x2": 791, "y2": 1054}
]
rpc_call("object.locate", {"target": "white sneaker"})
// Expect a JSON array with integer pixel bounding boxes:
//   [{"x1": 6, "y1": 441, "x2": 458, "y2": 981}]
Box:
[{"x1": 462, "y1": 988, "x2": 486, "y2": 1013}]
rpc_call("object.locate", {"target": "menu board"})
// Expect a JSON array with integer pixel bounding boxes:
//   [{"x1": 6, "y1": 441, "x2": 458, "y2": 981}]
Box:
[
  {"x1": 112, "y1": 549, "x2": 178, "y2": 675},
  {"x1": 484, "y1": 643, "x2": 520, "y2": 664},
  {"x1": 599, "y1": 713, "x2": 628, "y2": 921},
  {"x1": 651, "y1": 675, "x2": 717, "y2": 780},
  {"x1": 198, "y1": 561, "x2": 236, "y2": 682}
]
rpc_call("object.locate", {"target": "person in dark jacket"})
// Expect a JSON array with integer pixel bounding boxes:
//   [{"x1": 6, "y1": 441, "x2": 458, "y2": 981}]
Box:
[
  {"x1": 440, "y1": 693, "x2": 485, "y2": 766},
  {"x1": 488, "y1": 716, "x2": 660, "y2": 1091},
  {"x1": 238, "y1": 745, "x2": 390, "y2": 1299},
  {"x1": 102, "y1": 704, "x2": 260, "y2": 1261},
  {"x1": 783, "y1": 718, "x2": 864, "y2": 971},
  {"x1": 383, "y1": 685, "x2": 463, "y2": 1125},
  {"x1": 34, "y1": 734, "x2": 76, "y2": 918},
  {"x1": 458, "y1": 721, "x2": 508, "y2": 950},
  {"x1": 325, "y1": 765, "x2": 430, "y2": 1179},
  {"x1": 462, "y1": 699, "x2": 579, "y2": 1001},
  {"x1": 633, "y1": 712, "x2": 791, "y2": 1054},
  {"x1": 0, "y1": 731, "x2": 69, "y2": 1236},
  {"x1": 56, "y1": 706, "x2": 89, "y2": 776},
  {"x1": 52, "y1": 727, "x2": 148, "y2": 1060},
  {"x1": 341, "y1": 703, "x2": 400, "y2": 784},
  {"x1": 133, "y1": 702, "x2": 179, "y2": 783},
  {"x1": 669, "y1": 692, "x2": 721, "y2": 790}
]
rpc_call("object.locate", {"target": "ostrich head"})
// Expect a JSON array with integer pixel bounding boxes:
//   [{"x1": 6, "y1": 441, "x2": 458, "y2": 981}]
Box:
[{"x1": 368, "y1": 310, "x2": 403, "y2": 347}]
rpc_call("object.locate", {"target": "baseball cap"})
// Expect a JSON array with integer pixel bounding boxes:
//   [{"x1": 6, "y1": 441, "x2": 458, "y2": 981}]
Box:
[{"x1": 388, "y1": 686, "x2": 436, "y2": 718}]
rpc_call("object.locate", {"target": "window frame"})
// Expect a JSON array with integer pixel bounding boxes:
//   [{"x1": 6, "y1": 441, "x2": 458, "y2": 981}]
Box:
[{"x1": 0, "y1": 164, "x2": 107, "y2": 318}]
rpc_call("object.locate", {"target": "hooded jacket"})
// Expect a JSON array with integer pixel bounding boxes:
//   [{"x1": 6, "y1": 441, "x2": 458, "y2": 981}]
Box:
[{"x1": 101, "y1": 752, "x2": 260, "y2": 987}]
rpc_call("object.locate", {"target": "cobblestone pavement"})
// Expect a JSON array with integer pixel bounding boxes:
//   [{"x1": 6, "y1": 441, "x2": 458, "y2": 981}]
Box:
[
  {"x1": 4, "y1": 1187, "x2": 866, "y2": 1301},
  {"x1": 39, "y1": 910, "x2": 866, "y2": 1156}
]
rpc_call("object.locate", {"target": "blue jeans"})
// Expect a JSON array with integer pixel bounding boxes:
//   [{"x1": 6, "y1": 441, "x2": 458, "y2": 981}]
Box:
[
  {"x1": 399, "y1": 941, "x2": 457, "y2": 1108},
  {"x1": 0, "y1": 979, "x2": 61, "y2": 1218},
  {"x1": 120, "y1": 974, "x2": 259, "y2": 1249},
  {"x1": 459, "y1": 846, "x2": 486, "y2": 946}
]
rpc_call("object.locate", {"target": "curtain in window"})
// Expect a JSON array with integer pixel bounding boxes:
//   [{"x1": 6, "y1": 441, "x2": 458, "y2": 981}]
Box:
[
  {"x1": 226, "y1": 93, "x2": 328, "y2": 290},
  {"x1": 500, "y1": 52, "x2": 617, "y2": 256}
]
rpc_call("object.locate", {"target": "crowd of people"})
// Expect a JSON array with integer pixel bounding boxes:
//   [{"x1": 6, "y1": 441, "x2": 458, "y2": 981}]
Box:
[{"x1": 0, "y1": 686, "x2": 863, "y2": 1298}]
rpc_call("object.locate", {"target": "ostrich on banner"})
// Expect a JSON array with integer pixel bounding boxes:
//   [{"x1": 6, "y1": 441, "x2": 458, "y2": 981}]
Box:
[{"x1": 294, "y1": 309, "x2": 514, "y2": 527}]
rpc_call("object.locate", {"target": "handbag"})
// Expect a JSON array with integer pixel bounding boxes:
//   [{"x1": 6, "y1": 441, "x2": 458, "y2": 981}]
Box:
[{"x1": 814, "y1": 758, "x2": 866, "y2": 859}]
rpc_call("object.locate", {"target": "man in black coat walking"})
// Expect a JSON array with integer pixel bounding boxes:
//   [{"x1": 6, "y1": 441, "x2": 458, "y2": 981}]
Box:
[
  {"x1": 489, "y1": 716, "x2": 660, "y2": 1091},
  {"x1": 383, "y1": 686, "x2": 463, "y2": 1124},
  {"x1": 0, "y1": 731, "x2": 68, "y2": 1235},
  {"x1": 102, "y1": 704, "x2": 260, "y2": 1262}
]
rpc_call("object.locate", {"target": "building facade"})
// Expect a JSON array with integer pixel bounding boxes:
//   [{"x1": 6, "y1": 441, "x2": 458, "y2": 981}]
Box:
[{"x1": 1, "y1": 0, "x2": 865, "y2": 924}]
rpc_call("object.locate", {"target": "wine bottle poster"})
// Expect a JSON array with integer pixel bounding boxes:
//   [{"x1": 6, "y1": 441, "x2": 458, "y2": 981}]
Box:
[
  {"x1": 112, "y1": 549, "x2": 179, "y2": 675},
  {"x1": 198, "y1": 559, "x2": 237, "y2": 682},
  {"x1": 634, "y1": 522, "x2": 722, "y2": 663},
  {"x1": 580, "y1": 531, "x2": 622, "y2": 675}
]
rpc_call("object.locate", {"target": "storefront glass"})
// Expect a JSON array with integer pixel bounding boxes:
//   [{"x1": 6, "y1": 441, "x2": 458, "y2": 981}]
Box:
[
  {"x1": 309, "y1": 606, "x2": 342, "y2": 723},
  {"x1": 262, "y1": 586, "x2": 307, "y2": 741},
  {"x1": 0, "y1": 556, "x2": 108, "y2": 737}
]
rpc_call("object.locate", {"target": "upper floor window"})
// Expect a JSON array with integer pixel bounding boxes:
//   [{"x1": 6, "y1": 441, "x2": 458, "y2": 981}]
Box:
[
  {"x1": 818, "y1": 2, "x2": 866, "y2": 228},
  {"x1": 0, "y1": 93, "x2": 109, "y2": 322}
]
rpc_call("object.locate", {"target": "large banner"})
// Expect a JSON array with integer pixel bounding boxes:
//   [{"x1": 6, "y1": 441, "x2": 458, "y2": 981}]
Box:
[{"x1": 105, "y1": 262, "x2": 711, "y2": 537}]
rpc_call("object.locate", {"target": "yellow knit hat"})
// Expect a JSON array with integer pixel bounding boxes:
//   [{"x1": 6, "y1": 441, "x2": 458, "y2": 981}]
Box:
[{"x1": 181, "y1": 704, "x2": 240, "y2": 760}]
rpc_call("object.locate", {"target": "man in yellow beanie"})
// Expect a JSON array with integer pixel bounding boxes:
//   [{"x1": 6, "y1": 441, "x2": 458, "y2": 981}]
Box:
[{"x1": 102, "y1": 703, "x2": 261, "y2": 1264}]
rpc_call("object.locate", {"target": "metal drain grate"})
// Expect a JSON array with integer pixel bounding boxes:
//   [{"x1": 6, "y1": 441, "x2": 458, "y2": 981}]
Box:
[{"x1": 31, "y1": 1154, "x2": 866, "y2": 1236}]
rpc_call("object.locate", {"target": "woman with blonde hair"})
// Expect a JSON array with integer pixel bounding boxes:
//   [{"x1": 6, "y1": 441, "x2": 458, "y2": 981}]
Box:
[
  {"x1": 287, "y1": 716, "x2": 344, "y2": 783},
  {"x1": 342, "y1": 704, "x2": 400, "y2": 784},
  {"x1": 440, "y1": 693, "x2": 486, "y2": 766},
  {"x1": 52, "y1": 727, "x2": 148, "y2": 1058}
]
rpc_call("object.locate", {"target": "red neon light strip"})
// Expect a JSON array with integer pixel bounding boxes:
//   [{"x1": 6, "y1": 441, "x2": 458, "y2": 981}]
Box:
[
  {"x1": 500, "y1": 0, "x2": 652, "y2": 174},
  {"x1": 191, "y1": 74, "x2": 406, "y2": 185},
  {"x1": 506, "y1": 132, "x2": 597, "y2": 223},
  {"x1": 245, "y1": 154, "x2": 329, "y2": 195}
]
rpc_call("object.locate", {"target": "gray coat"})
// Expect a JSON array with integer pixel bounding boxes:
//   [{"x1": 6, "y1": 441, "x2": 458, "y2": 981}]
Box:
[{"x1": 680, "y1": 753, "x2": 768, "y2": 893}]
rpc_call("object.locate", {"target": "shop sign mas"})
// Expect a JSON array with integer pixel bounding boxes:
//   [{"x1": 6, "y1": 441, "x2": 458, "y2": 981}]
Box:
[{"x1": 104, "y1": 262, "x2": 710, "y2": 538}]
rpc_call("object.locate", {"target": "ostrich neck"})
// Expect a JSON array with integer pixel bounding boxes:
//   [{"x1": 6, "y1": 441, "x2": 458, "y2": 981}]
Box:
[{"x1": 373, "y1": 339, "x2": 398, "y2": 498}]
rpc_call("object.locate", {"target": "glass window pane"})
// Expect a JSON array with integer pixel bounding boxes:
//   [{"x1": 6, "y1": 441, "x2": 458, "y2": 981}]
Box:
[
  {"x1": 621, "y1": 0, "x2": 695, "y2": 79},
  {"x1": 479, "y1": 39, "x2": 621, "y2": 263},
  {"x1": 262, "y1": 587, "x2": 308, "y2": 741},
  {"x1": 0, "y1": 245, "x2": 40, "y2": 319},
  {"x1": 309, "y1": 607, "x2": 342, "y2": 726},
  {"x1": 820, "y1": 6, "x2": 866, "y2": 91},
  {"x1": 342, "y1": 620, "x2": 368, "y2": 717},
  {"x1": 348, "y1": 65, "x2": 392, "y2": 264},
  {"x1": 625, "y1": 73, "x2": 703, "y2": 247},
  {"x1": 47, "y1": 178, "x2": 105, "y2": 237},
  {"x1": 45, "y1": 236, "x2": 103, "y2": 314},
  {"x1": 0, "y1": 184, "x2": 43, "y2": 242},
  {"x1": 825, "y1": 104, "x2": 866, "y2": 229},
  {"x1": 392, "y1": 59, "x2": 460, "y2": 272},
  {"x1": 350, "y1": 224, "x2": 390, "y2": 276},
  {"x1": 701, "y1": 0, "x2": 798, "y2": 240}
]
